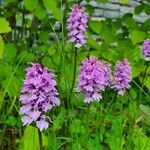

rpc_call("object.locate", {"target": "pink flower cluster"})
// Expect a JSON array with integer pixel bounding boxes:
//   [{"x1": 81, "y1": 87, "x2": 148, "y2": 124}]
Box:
[
  {"x1": 77, "y1": 57, "x2": 132, "y2": 102},
  {"x1": 20, "y1": 63, "x2": 60, "y2": 131},
  {"x1": 142, "y1": 39, "x2": 150, "y2": 61},
  {"x1": 67, "y1": 4, "x2": 88, "y2": 48},
  {"x1": 111, "y1": 59, "x2": 132, "y2": 95},
  {"x1": 77, "y1": 56, "x2": 111, "y2": 103}
]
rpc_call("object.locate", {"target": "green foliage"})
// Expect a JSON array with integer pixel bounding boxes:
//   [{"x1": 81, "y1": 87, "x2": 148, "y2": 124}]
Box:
[
  {"x1": 34, "y1": 3, "x2": 46, "y2": 20},
  {"x1": 131, "y1": 30, "x2": 146, "y2": 45},
  {"x1": 0, "y1": 18, "x2": 11, "y2": 33},
  {"x1": 0, "y1": 36, "x2": 4, "y2": 59},
  {"x1": 89, "y1": 21, "x2": 102, "y2": 34},
  {"x1": 70, "y1": 119, "x2": 85, "y2": 134},
  {"x1": 4, "y1": 43, "x2": 17, "y2": 60},
  {"x1": 24, "y1": 0, "x2": 38, "y2": 11},
  {"x1": 0, "y1": 0, "x2": 150, "y2": 149},
  {"x1": 21, "y1": 126, "x2": 40, "y2": 150},
  {"x1": 43, "y1": 0, "x2": 61, "y2": 21},
  {"x1": 119, "y1": 0, "x2": 129, "y2": 5}
]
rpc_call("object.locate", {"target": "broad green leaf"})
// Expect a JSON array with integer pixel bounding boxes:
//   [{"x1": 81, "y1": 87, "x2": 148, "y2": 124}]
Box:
[
  {"x1": 131, "y1": 63, "x2": 144, "y2": 78},
  {"x1": 144, "y1": 76, "x2": 150, "y2": 91},
  {"x1": 34, "y1": 3, "x2": 46, "y2": 20},
  {"x1": 39, "y1": 31, "x2": 49, "y2": 43},
  {"x1": 24, "y1": 0, "x2": 38, "y2": 11},
  {"x1": 2, "y1": 76, "x2": 20, "y2": 97},
  {"x1": 119, "y1": 0, "x2": 129, "y2": 4},
  {"x1": 4, "y1": 43, "x2": 17, "y2": 60},
  {"x1": 0, "y1": 36, "x2": 4, "y2": 59},
  {"x1": 134, "y1": 5, "x2": 144, "y2": 14},
  {"x1": 85, "y1": 5, "x2": 94, "y2": 14},
  {"x1": 142, "y1": 19, "x2": 150, "y2": 31},
  {"x1": 48, "y1": 45, "x2": 56, "y2": 56},
  {"x1": 122, "y1": 13, "x2": 136, "y2": 28},
  {"x1": 144, "y1": 4, "x2": 150, "y2": 14},
  {"x1": 22, "y1": 126, "x2": 40, "y2": 150},
  {"x1": 89, "y1": 21, "x2": 102, "y2": 34},
  {"x1": 87, "y1": 33, "x2": 100, "y2": 50},
  {"x1": 4, "y1": 0, "x2": 16, "y2": 4},
  {"x1": 0, "y1": 18, "x2": 11, "y2": 33},
  {"x1": 131, "y1": 30, "x2": 145, "y2": 45},
  {"x1": 98, "y1": 0, "x2": 108, "y2": 3},
  {"x1": 43, "y1": 0, "x2": 61, "y2": 21}
]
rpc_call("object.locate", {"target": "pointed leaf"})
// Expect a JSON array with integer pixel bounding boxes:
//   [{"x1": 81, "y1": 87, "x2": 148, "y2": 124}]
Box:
[
  {"x1": 0, "y1": 36, "x2": 4, "y2": 59},
  {"x1": 0, "y1": 18, "x2": 11, "y2": 33}
]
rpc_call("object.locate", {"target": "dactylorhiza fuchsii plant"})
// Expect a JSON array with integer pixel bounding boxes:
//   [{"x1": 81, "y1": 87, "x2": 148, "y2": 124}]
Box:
[
  {"x1": 111, "y1": 59, "x2": 132, "y2": 95},
  {"x1": 77, "y1": 56, "x2": 111, "y2": 103},
  {"x1": 67, "y1": 4, "x2": 88, "y2": 48},
  {"x1": 20, "y1": 63, "x2": 60, "y2": 131},
  {"x1": 142, "y1": 39, "x2": 150, "y2": 61}
]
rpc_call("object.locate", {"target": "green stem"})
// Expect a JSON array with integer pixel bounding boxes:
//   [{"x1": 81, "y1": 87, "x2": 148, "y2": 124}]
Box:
[
  {"x1": 139, "y1": 64, "x2": 149, "y2": 104},
  {"x1": 86, "y1": 103, "x2": 91, "y2": 128},
  {"x1": 107, "y1": 93, "x2": 117, "y2": 111},
  {"x1": 85, "y1": 103, "x2": 91, "y2": 148},
  {"x1": 38, "y1": 129, "x2": 43, "y2": 150},
  {"x1": 98, "y1": 93, "x2": 117, "y2": 138},
  {"x1": 70, "y1": 48, "x2": 78, "y2": 95}
]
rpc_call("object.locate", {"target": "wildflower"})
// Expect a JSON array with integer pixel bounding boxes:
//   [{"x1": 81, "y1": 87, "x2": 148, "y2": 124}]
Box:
[
  {"x1": 77, "y1": 56, "x2": 111, "y2": 103},
  {"x1": 20, "y1": 63, "x2": 60, "y2": 131},
  {"x1": 142, "y1": 39, "x2": 150, "y2": 61},
  {"x1": 111, "y1": 59, "x2": 131, "y2": 95},
  {"x1": 67, "y1": 4, "x2": 88, "y2": 48}
]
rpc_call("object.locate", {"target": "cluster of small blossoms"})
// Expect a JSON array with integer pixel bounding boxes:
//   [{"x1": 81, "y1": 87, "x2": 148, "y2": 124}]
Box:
[
  {"x1": 20, "y1": 63, "x2": 60, "y2": 131},
  {"x1": 111, "y1": 59, "x2": 131, "y2": 95},
  {"x1": 77, "y1": 56, "x2": 111, "y2": 103},
  {"x1": 67, "y1": 4, "x2": 88, "y2": 48},
  {"x1": 142, "y1": 39, "x2": 150, "y2": 61}
]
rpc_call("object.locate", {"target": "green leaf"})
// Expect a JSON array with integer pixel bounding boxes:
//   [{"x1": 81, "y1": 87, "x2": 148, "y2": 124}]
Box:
[
  {"x1": 0, "y1": 36, "x2": 4, "y2": 59},
  {"x1": 70, "y1": 119, "x2": 85, "y2": 134},
  {"x1": 43, "y1": 0, "x2": 61, "y2": 21},
  {"x1": 131, "y1": 62, "x2": 144, "y2": 78},
  {"x1": 39, "y1": 31, "x2": 49, "y2": 43},
  {"x1": 98, "y1": 0, "x2": 108, "y2": 3},
  {"x1": 0, "y1": 18, "x2": 11, "y2": 33},
  {"x1": 52, "y1": 108, "x2": 66, "y2": 132},
  {"x1": 22, "y1": 126, "x2": 40, "y2": 150},
  {"x1": 122, "y1": 13, "x2": 136, "y2": 28},
  {"x1": 48, "y1": 45, "x2": 56, "y2": 56},
  {"x1": 119, "y1": 0, "x2": 129, "y2": 4},
  {"x1": 131, "y1": 30, "x2": 145, "y2": 45},
  {"x1": 4, "y1": 43, "x2": 17, "y2": 60},
  {"x1": 144, "y1": 76, "x2": 150, "y2": 91},
  {"x1": 89, "y1": 21, "x2": 102, "y2": 34},
  {"x1": 4, "y1": 0, "x2": 16, "y2": 4},
  {"x1": 134, "y1": 5, "x2": 144, "y2": 14},
  {"x1": 106, "y1": 119, "x2": 124, "y2": 150},
  {"x1": 2, "y1": 76, "x2": 20, "y2": 97},
  {"x1": 144, "y1": 4, "x2": 150, "y2": 14},
  {"x1": 87, "y1": 33, "x2": 100, "y2": 50},
  {"x1": 24, "y1": 0, "x2": 38, "y2": 11},
  {"x1": 129, "y1": 88, "x2": 137, "y2": 99},
  {"x1": 142, "y1": 19, "x2": 150, "y2": 31},
  {"x1": 34, "y1": 3, "x2": 46, "y2": 20}
]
